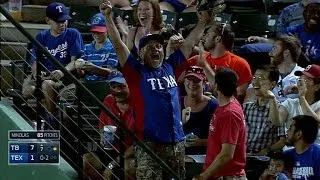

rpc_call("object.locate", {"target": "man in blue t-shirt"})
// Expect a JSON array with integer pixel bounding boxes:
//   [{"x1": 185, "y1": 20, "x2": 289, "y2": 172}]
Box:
[
  {"x1": 100, "y1": 0, "x2": 211, "y2": 179},
  {"x1": 22, "y1": 2, "x2": 83, "y2": 128},
  {"x1": 76, "y1": 13, "x2": 118, "y2": 81},
  {"x1": 283, "y1": 115, "x2": 320, "y2": 180}
]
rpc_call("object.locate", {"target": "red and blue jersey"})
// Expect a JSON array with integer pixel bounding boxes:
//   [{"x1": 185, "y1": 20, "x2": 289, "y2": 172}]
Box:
[{"x1": 122, "y1": 49, "x2": 186, "y2": 144}]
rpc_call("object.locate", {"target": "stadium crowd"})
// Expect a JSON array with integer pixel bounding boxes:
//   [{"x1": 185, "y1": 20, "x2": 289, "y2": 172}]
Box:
[{"x1": 18, "y1": 0, "x2": 320, "y2": 179}]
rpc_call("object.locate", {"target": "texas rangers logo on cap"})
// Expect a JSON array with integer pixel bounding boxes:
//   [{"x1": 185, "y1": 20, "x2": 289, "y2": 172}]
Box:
[{"x1": 92, "y1": 17, "x2": 102, "y2": 25}]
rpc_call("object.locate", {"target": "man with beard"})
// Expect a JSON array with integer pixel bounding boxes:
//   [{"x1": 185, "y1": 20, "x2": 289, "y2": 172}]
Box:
[
  {"x1": 283, "y1": 115, "x2": 320, "y2": 180},
  {"x1": 177, "y1": 23, "x2": 252, "y2": 103},
  {"x1": 245, "y1": 35, "x2": 304, "y2": 103},
  {"x1": 22, "y1": 2, "x2": 83, "y2": 128},
  {"x1": 83, "y1": 70, "x2": 135, "y2": 180},
  {"x1": 100, "y1": 0, "x2": 215, "y2": 178}
]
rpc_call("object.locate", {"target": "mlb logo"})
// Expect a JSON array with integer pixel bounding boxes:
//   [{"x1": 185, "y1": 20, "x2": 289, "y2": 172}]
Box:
[{"x1": 295, "y1": 161, "x2": 300, "y2": 166}]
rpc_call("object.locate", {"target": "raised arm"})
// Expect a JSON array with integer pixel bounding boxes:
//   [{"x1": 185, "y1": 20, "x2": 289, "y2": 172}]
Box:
[
  {"x1": 100, "y1": 0, "x2": 130, "y2": 68},
  {"x1": 298, "y1": 79, "x2": 320, "y2": 122},
  {"x1": 179, "y1": 11, "x2": 211, "y2": 59},
  {"x1": 197, "y1": 41, "x2": 216, "y2": 89}
]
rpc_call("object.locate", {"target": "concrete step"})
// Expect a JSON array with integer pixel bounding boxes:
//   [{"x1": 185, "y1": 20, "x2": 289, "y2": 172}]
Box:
[
  {"x1": 0, "y1": 41, "x2": 29, "y2": 60},
  {"x1": 0, "y1": 22, "x2": 50, "y2": 42}
]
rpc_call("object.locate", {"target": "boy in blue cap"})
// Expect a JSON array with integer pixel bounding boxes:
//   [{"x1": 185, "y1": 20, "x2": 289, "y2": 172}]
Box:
[
  {"x1": 22, "y1": 2, "x2": 84, "y2": 129},
  {"x1": 76, "y1": 13, "x2": 118, "y2": 81}
]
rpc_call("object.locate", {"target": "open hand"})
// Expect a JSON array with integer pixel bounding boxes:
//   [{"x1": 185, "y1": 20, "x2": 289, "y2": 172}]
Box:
[{"x1": 116, "y1": 16, "x2": 129, "y2": 36}]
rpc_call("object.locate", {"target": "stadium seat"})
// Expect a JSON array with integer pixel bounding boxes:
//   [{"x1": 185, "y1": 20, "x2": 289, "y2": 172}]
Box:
[
  {"x1": 68, "y1": 6, "x2": 100, "y2": 32},
  {"x1": 234, "y1": 52, "x2": 270, "y2": 73},
  {"x1": 60, "y1": 80, "x2": 111, "y2": 167},
  {"x1": 230, "y1": 14, "x2": 278, "y2": 48},
  {"x1": 268, "y1": 0, "x2": 300, "y2": 15},
  {"x1": 224, "y1": 0, "x2": 267, "y2": 14},
  {"x1": 214, "y1": 13, "x2": 232, "y2": 24}
]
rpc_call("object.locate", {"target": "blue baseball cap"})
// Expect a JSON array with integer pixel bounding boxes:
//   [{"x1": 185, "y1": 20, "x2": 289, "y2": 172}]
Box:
[
  {"x1": 108, "y1": 71, "x2": 126, "y2": 84},
  {"x1": 46, "y1": 2, "x2": 71, "y2": 22},
  {"x1": 90, "y1": 13, "x2": 107, "y2": 33},
  {"x1": 139, "y1": 34, "x2": 164, "y2": 50}
]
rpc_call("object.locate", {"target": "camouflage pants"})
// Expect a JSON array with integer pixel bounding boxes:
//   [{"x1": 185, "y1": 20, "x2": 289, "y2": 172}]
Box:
[{"x1": 135, "y1": 141, "x2": 185, "y2": 180}]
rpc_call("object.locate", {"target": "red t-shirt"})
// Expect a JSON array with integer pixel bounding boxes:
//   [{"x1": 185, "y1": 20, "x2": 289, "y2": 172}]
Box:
[
  {"x1": 176, "y1": 51, "x2": 252, "y2": 87},
  {"x1": 204, "y1": 98, "x2": 247, "y2": 178},
  {"x1": 99, "y1": 95, "x2": 135, "y2": 148}
]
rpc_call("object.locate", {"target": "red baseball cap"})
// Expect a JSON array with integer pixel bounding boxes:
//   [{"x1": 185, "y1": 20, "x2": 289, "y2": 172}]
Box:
[
  {"x1": 185, "y1": 66, "x2": 206, "y2": 80},
  {"x1": 294, "y1": 64, "x2": 320, "y2": 79}
]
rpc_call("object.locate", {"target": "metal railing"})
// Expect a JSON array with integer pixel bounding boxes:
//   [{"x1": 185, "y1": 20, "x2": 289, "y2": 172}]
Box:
[{"x1": 0, "y1": 6, "x2": 181, "y2": 180}]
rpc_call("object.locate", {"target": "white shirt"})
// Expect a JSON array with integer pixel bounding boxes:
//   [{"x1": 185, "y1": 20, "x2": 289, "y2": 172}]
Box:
[
  {"x1": 273, "y1": 64, "x2": 304, "y2": 102},
  {"x1": 281, "y1": 98, "x2": 320, "y2": 144}
]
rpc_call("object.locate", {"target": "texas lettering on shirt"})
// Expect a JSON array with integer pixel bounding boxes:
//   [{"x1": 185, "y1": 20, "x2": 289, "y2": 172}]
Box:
[
  {"x1": 146, "y1": 75, "x2": 178, "y2": 90},
  {"x1": 292, "y1": 166, "x2": 314, "y2": 179}
]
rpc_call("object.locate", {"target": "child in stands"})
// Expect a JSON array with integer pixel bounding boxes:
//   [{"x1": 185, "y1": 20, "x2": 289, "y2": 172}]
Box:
[{"x1": 260, "y1": 152, "x2": 289, "y2": 180}]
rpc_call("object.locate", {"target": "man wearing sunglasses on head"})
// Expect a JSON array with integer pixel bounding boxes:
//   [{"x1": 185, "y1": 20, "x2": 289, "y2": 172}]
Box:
[
  {"x1": 177, "y1": 23, "x2": 252, "y2": 104},
  {"x1": 22, "y1": 2, "x2": 83, "y2": 129}
]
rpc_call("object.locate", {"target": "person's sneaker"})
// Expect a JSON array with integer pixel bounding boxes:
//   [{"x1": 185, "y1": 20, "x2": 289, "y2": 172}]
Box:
[{"x1": 197, "y1": 0, "x2": 226, "y2": 13}]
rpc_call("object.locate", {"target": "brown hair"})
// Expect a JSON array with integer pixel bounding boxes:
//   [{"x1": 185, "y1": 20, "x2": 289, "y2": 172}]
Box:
[
  {"x1": 275, "y1": 35, "x2": 302, "y2": 63},
  {"x1": 211, "y1": 23, "x2": 234, "y2": 50},
  {"x1": 134, "y1": 0, "x2": 163, "y2": 30}
]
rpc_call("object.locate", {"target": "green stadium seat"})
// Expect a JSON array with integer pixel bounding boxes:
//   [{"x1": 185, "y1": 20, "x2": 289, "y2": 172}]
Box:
[
  {"x1": 224, "y1": 0, "x2": 266, "y2": 14},
  {"x1": 112, "y1": 7, "x2": 136, "y2": 26},
  {"x1": 68, "y1": 6, "x2": 100, "y2": 32},
  {"x1": 230, "y1": 14, "x2": 278, "y2": 41}
]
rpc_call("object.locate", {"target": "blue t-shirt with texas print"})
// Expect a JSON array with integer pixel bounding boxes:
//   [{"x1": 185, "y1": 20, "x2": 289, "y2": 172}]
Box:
[
  {"x1": 122, "y1": 49, "x2": 186, "y2": 144},
  {"x1": 284, "y1": 144, "x2": 320, "y2": 180},
  {"x1": 285, "y1": 24, "x2": 320, "y2": 63},
  {"x1": 30, "y1": 28, "x2": 84, "y2": 72}
]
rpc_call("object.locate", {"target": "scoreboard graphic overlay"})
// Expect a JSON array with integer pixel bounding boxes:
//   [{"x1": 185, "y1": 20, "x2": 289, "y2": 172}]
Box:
[{"x1": 8, "y1": 130, "x2": 60, "y2": 165}]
